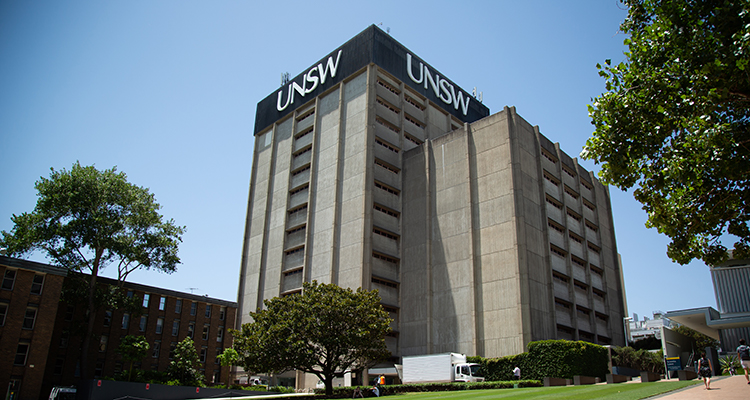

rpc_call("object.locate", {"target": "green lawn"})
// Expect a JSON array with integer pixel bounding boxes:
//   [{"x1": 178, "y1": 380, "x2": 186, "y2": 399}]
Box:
[{"x1": 354, "y1": 381, "x2": 701, "y2": 400}]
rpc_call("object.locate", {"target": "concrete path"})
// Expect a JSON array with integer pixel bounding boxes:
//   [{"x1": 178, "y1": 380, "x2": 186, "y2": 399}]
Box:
[{"x1": 653, "y1": 375, "x2": 750, "y2": 399}]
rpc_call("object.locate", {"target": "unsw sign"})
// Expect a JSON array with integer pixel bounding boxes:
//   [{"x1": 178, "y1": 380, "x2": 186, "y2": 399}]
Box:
[{"x1": 254, "y1": 25, "x2": 489, "y2": 134}]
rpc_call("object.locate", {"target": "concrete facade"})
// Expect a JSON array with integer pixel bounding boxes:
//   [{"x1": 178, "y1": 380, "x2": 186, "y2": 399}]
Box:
[
  {"x1": 400, "y1": 107, "x2": 626, "y2": 357},
  {"x1": 237, "y1": 26, "x2": 626, "y2": 385}
]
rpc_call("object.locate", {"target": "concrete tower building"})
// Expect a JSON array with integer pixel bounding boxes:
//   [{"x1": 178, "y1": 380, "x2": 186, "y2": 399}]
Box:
[{"x1": 238, "y1": 26, "x2": 626, "y2": 382}]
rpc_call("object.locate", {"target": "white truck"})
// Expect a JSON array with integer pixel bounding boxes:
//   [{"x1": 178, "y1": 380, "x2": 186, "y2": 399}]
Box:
[{"x1": 398, "y1": 352, "x2": 484, "y2": 384}]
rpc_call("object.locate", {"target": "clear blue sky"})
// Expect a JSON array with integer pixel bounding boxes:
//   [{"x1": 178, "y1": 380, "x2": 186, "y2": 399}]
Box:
[{"x1": 0, "y1": 1, "x2": 717, "y2": 323}]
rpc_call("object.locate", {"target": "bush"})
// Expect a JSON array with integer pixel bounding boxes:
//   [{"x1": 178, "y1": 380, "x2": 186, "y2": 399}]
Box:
[
  {"x1": 612, "y1": 346, "x2": 664, "y2": 374},
  {"x1": 471, "y1": 340, "x2": 608, "y2": 381}
]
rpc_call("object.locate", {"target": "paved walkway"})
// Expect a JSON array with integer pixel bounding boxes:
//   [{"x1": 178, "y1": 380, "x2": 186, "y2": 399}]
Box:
[{"x1": 653, "y1": 375, "x2": 750, "y2": 399}]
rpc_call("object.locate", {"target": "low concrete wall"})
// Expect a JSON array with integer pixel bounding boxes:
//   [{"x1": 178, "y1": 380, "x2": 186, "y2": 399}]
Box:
[
  {"x1": 678, "y1": 370, "x2": 698, "y2": 381},
  {"x1": 573, "y1": 376, "x2": 596, "y2": 385},
  {"x1": 640, "y1": 372, "x2": 661, "y2": 382},
  {"x1": 606, "y1": 374, "x2": 630, "y2": 384},
  {"x1": 543, "y1": 377, "x2": 570, "y2": 387}
]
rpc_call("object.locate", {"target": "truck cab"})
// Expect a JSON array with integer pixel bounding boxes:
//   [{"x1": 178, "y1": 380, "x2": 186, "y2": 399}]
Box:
[{"x1": 454, "y1": 362, "x2": 484, "y2": 382}]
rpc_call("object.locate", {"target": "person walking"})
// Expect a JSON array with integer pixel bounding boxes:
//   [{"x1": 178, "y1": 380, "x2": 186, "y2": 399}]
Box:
[
  {"x1": 737, "y1": 338, "x2": 750, "y2": 384},
  {"x1": 513, "y1": 366, "x2": 521, "y2": 380},
  {"x1": 697, "y1": 352, "x2": 713, "y2": 390}
]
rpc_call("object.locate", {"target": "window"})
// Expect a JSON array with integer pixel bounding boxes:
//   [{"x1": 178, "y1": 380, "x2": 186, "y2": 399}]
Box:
[
  {"x1": 7, "y1": 379, "x2": 21, "y2": 398},
  {"x1": 159, "y1": 297, "x2": 166, "y2": 311},
  {"x1": 215, "y1": 348, "x2": 223, "y2": 364},
  {"x1": 202, "y1": 324, "x2": 210, "y2": 340},
  {"x1": 152, "y1": 340, "x2": 161, "y2": 358},
  {"x1": 95, "y1": 360, "x2": 105, "y2": 378},
  {"x1": 205, "y1": 305, "x2": 211, "y2": 318},
  {"x1": 14, "y1": 341, "x2": 30, "y2": 365},
  {"x1": 175, "y1": 299, "x2": 182, "y2": 313},
  {"x1": 188, "y1": 322, "x2": 195, "y2": 339},
  {"x1": 3, "y1": 269, "x2": 16, "y2": 290},
  {"x1": 172, "y1": 320, "x2": 180, "y2": 336},
  {"x1": 213, "y1": 369, "x2": 221, "y2": 383},
  {"x1": 156, "y1": 317, "x2": 164, "y2": 334},
  {"x1": 30, "y1": 274, "x2": 44, "y2": 295},
  {"x1": 216, "y1": 326, "x2": 224, "y2": 342},
  {"x1": 99, "y1": 335, "x2": 108, "y2": 352},
  {"x1": 122, "y1": 313, "x2": 130, "y2": 329},
  {"x1": 139, "y1": 315, "x2": 148, "y2": 332},
  {"x1": 103, "y1": 310, "x2": 112, "y2": 327},
  {"x1": 54, "y1": 357, "x2": 65, "y2": 375},
  {"x1": 142, "y1": 294, "x2": 150, "y2": 308},
  {"x1": 190, "y1": 302, "x2": 197, "y2": 316},
  {"x1": 0, "y1": 302, "x2": 7, "y2": 326},
  {"x1": 127, "y1": 290, "x2": 134, "y2": 298},
  {"x1": 23, "y1": 307, "x2": 37, "y2": 329},
  {"x1": 169, "y1": 342, "x2": 177, "y2": 359},
  {"x1": 200, "y1": 347, "x2": 207, "y2": 363},
  {"x1": 60, "y1": 331, "x2": 70, "y2": 348},
  {"x1": 219, "y1": 307, "x2": 226, "y2": 321},
  {"x1": 65, "y1": 305, "x2": 75, "y2": 321}
]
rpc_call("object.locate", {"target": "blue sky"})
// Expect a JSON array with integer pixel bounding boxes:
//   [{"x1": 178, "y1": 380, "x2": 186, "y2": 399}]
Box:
[{"x1": 0, "y1": 1, "x2": 717, "y2": 323}]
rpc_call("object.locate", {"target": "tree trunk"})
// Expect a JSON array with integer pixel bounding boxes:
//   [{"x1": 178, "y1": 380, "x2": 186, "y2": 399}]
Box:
[{"x1": 80, "y1": 260, "x2": 100, "y2": 379}]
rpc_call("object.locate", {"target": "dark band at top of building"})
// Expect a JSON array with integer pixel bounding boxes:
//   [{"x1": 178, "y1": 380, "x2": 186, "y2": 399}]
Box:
[{"x1": 254, "y1": 25, "x2": 490, "y2": 134}]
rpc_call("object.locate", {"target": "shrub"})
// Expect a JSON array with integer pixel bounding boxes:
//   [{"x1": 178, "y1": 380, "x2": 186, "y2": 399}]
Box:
[
  {"x1": 472, "y1": 340, "x2": 607, "y2": 381},
  {"x1": 612, "y1": 346, "x2": 664, "y2": 374}
]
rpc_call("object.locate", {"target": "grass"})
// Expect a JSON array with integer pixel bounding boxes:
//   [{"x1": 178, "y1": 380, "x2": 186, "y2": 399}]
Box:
[{"x1": 347, "y1": 381, "x2": 702, "y2": 400}]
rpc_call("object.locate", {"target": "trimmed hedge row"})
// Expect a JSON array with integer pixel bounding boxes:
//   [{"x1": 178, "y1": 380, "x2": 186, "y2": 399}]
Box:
[
  {"x1": 313, "y1": 380, "x2": 542, "y2": 398},
  {"x1": 468, "y1": 340, "x2": 608, "y2": 381}
]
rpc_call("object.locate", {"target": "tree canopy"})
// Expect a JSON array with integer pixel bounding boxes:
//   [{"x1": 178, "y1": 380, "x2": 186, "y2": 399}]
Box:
[
  {"x1": 0, "y1": 161, "x2": 185, "y2": 378},
  {"x1": 582, "y1": 0, "x2": 750, "y2": 265},
  {"x1": 230, "y1": 281, "x2": 392, "y2": 396},
  {"x1": 118, "y1": 335, "x2": 150, "y2": 381},
  {"x1": 167, "y1": 337, "x2": 204, "y2": 386}
]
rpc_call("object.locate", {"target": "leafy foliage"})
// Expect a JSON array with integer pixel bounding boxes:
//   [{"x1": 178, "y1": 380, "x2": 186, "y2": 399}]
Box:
[
  {"x1": 167, "y1": 338, "x2": 204, "y2": 386},
  {"x1": 719, "y1": 354, "x2": 741, "y2": 375},
  {"x1": 230, "y1": 280, "x2": 392, "y2": 396},
  {"x1": 612, "y1": 346, "x2": 665, "y2": 374},
  {"x1": 0, "y1": 162, "x2": 184, "y2": 378},
  {"x1": 216, "y1": 347, "x2": 240, "y2": 367},
  {"x1": 469, "y1": 340, "x2": 608, "y2": 381},
  {"x1": 117, "y1": 335, "x2": 150, "y2": 381},
  {"x1": 583, "y1": 0, "x2": 750, "y2": 265},
  {"x1": 526, "y1": 340, "x2": 609, "y2": 380},
  {"x1": 672, "y1": 325, "x2": 719, "y2": 351}
]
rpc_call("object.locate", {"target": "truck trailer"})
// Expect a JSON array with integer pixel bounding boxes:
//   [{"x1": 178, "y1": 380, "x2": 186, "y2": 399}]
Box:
[{"x1": 399, "y1": 353, "x2": 484, "y2": 384}]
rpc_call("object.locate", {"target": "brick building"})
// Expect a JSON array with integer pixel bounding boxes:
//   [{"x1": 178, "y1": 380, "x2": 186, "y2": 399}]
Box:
[
  {"x1": 0, "y1": 257, "x2": 66, "y2": 400},
  {"x1": 0, "y1": 256, "x2": 237, "y2": 400}
]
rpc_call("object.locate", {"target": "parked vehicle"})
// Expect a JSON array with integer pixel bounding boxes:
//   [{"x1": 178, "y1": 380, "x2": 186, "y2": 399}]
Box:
[
  {"x1": 48, "y1": 386, "x2": 76, "y2": 400},
  {"x1": 399, "y1": 352, "x2": 484, "y2": 384}
]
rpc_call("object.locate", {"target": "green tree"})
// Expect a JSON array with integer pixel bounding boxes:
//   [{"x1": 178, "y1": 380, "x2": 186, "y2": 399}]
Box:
[
  {"x1": 0, "y1": 162, "x2": 185, "y2": 378},
  {"x1": 673, "y1": 325, "x2": 719, "y2": 352},
  {"x1": 167, "y1": 337, "x2": 204, "y2": 386},
  {"x1": 118, "y1": 335, "x2": 150, "y2": 382},
  {"x1": 582, "y1": 0, "x2": 750, "y2": 266},
  {"x1": 216, "y1": 347, "x2": 240, "y2": 367},
  {"x1": 230, "y1": 281, "x2": 392, "y2": 397}
]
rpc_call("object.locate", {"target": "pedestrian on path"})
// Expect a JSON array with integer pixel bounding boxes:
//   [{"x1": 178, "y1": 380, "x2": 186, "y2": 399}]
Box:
[
  {"x1": 737, "y1": 338, "x2": 750, "y2": 385},
  {"x1": 698, "y1": 352, "x2": 713, "y2": 390}
]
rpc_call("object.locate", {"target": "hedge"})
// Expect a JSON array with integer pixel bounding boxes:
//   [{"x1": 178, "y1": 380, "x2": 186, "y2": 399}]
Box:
[{"x1": 469, "y1": 340, "x2": 608, "y2": 381}]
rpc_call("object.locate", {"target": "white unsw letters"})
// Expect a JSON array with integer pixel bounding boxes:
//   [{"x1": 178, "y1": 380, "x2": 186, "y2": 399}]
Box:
[
  {"x1": 406, "y1": 53, "x2": 470, "y2": 116},
  {"x1": 277, "y1": 50, "x2": 343, "y2": 111}
]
